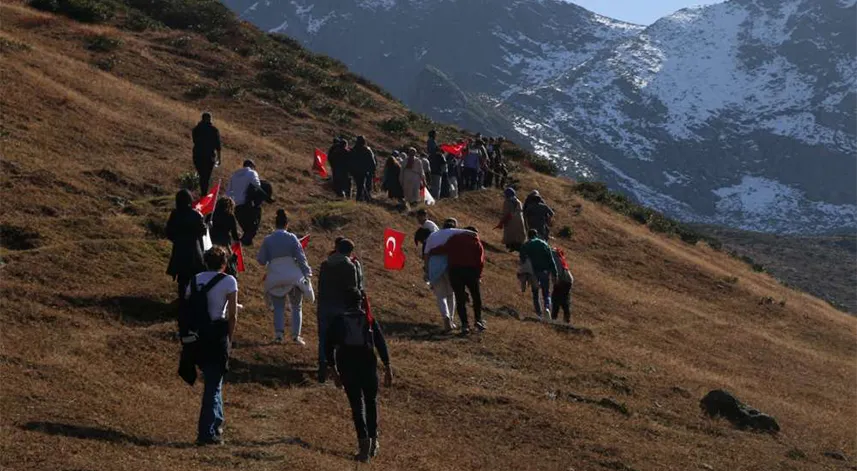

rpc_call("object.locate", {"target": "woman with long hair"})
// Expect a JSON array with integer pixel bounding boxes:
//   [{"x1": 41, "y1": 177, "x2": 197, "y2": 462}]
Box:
[
  {"x1": 210, "y1": 197, "x2": 240, "y2": 276},
  {"x1": 165, "y1": 189, "x2": 207, "y2": 300},
  {"x1": 382, "y1": 155, "x2": 404, "y2": 201}
]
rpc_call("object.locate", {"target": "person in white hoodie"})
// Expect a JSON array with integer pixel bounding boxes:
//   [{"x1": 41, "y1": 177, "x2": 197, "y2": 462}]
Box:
[
  {"x1": 228, "y1": 159, "x2": 264, "y2": 246},
  {"x1": 256, "y1": 209, "x2": 313, "y2": 344}
]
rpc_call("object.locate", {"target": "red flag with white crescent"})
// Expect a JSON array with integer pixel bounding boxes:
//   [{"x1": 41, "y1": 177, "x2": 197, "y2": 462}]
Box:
[
  {"x1": 192, "y1": 182, "x2": 220, "y2": 216},
  {"x1": 299, "y1": 234, "x2": 310, "y2": 249},
  {"x1": 383, "y1": 228, "x2": 406, "y2": 271}
]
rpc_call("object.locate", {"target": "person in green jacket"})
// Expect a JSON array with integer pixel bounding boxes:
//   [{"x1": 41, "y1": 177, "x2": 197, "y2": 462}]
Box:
[{"x1": 519, "y1": 229, "x2": 557, "y2": 319}]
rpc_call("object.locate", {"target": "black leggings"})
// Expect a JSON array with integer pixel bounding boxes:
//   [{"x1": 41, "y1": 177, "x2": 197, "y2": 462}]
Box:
[
  {"x1": 448, "y1": 266, "x2": 483, "y2": 327},
  {"x1": 235, "y1": 204, "x2": 261, "y2": 245},
  {"x1": 194, "y1": 160, "x2": 214, "y2": 196},
  {"x1": 551, "y1": 281, "x2": 572, "y2": 323},
  {"x1": 339, "y1": 354, "x2": 379, "y2": 439}
]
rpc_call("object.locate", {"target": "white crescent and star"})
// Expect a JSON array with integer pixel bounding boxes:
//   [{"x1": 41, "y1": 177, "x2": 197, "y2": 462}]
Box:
[{"x1": 386, "y1": 236, "x2": 397, "y2": 257}]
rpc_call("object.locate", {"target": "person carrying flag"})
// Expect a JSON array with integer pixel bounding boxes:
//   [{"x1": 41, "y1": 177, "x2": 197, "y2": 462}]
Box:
[
  {"x1": 256, "y1": 209, "x2": 313, "y2": 345},
  {"x1": 166, "y1": 189, "x2": 207, "y2": 302},
  {"x1": 192, "y1": 112, "x2": 221, "y2": 196},
  {"x1": 323, "y1": 238, "x2": 392, "y2": 463}
]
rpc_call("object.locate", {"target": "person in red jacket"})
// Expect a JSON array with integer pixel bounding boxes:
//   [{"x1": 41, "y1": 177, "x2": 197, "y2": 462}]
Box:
[{"x1": 426, "y1": 219, "x2": 485, "y2": 334}]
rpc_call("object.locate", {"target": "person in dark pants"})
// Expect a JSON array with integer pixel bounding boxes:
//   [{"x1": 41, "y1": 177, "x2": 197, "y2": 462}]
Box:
[
  {"x1": 324, "y1": 239, "x2": 392, "y2": 463},
  {"x1": 209, "y1": 197, "x2": 240, "y2": 276},
  {"x1": 316, "y1": 238, "x2": 364, "y2": 383},
  {"x1": 520, "y1": 229, "x2": 557, "y2": 319},
  {"x1": 550, "y1": 247, "x2": 574, "y2": 323},
  {"x1": 427, "y1": 219, "x2": 486, "y2": 334},
  {"x1": 192, "y1": 112, "x2": 221, "y2": 196},
  {"x1": 165, "y1": 189, "x2": 206, "y2": 301},
  {"x1": 227, "y1": 160, "x2": 273, "y2": 246},
  {"x1": 185, "y1": 247, "x2": 239, "y2": 446},
  {"x1": 350, "y1": 136, "x2": 376, "y2": 202},
  {"x1": 328, "y1": 137, "x2": 351, "y2": 198}
]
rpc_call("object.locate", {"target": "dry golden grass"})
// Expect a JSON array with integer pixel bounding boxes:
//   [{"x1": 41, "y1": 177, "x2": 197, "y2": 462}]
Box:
[{"x1": 1, "y1": 3, "x2": 855, "y2": 470}]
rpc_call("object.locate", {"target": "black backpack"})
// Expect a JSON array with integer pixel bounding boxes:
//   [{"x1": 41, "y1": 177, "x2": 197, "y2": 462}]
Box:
[
  {"x1": 341, "y1": 308, "x2": 374, "y2": 348},
  {"x1": 179, "y1": 273, "x2": 226, "y2": 344}
]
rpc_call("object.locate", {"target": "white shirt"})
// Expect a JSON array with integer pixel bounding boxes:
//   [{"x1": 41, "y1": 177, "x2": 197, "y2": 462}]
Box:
[
  {"x1": 227, "y1": 167, "x2": 261, "y2": 205},
  {"x1": 422, "y1": 220, "x2": 439, "y2": 233},
  {"x1": 186, "y1": 271, "x2": 238, "y2": 321}
]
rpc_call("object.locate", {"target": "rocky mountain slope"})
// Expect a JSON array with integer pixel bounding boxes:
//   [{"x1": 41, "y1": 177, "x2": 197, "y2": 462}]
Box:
[{"x1": 223, "y1": 0, "x2": 857, "y2": 234}]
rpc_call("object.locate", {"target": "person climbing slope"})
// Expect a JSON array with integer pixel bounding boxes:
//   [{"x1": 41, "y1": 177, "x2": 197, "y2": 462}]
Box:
[
  {"x1": 519, "y1": 229, "x2": 557, "y2": 320},
  {"x1": 498, "y1": 187, "x2": 526, "y2": 252},
  {"x1": 166, "y1": 189, "x2": 206, "y2": 302},
  {"x1": 257, "y1": 209, "x2": 313, "y2": 345},
  {"x1": 192, "y1": 112, "x2": 221, "y2": 196},
  {"x1": 323, "y1": 238, "x2": 392, "y2": 463}
]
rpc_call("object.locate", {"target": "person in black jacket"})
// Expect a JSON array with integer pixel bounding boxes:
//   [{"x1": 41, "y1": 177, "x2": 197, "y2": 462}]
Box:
[
  {"x1": 209, "y1": 197, "x2": 240, "y2": 276},
  {"x1": 316, "y1": 238, "x2": 363, "y2": 382},
  {"x1": 324, "y1": 239, "x2": 392, "y2": 463},
  {"x1": 166, "y1": 189, "x2": 207, "y2": 301},
  {"x1": 349, "y1": 136, "x2": 376, "y2": 202},
  {"x1": 328, "y1": 137, "x2": 351, "y2": 198},
  {"x1": 192, "y1": 112, "x2": 221, "y2": 195}
]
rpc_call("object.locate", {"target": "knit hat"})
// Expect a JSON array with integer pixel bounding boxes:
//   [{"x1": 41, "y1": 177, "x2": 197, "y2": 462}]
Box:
[{"x1": 504, "y1": 187, "x2": 516, "y2": 198}]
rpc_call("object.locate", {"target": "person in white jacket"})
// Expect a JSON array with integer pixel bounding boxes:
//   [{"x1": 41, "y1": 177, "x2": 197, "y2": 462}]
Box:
[{"x1": 256, "y1": 209, "x2": 313, "y2": 344}]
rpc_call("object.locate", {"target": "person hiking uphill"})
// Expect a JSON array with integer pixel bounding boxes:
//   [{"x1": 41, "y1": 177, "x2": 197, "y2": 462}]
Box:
[
  {"x1": 350, "y1": 136, "x2": 376, "y2": 202},
  {"x1": 550, "y1": 246, "x2": 574, "y2": 324},
  {"x1": 323, "y1": 238, "x2": 392, "y2": 463},
  {"x1": 227, "y1": 159, "x2": 271, "y2": 246},
  {"x1": 381, "y1": 154, "x2": 404, "y2": 202},
  {"x1": 192, "y1": 112, "x2": 221, "y2": 196},
  {"x1": 400, "y1": 148, "x2": 427, "y2": 207},
  {"x1": 166, "y1": 189, "x2": 206, "y2": 302},
  {"x1": 427, "y1": 130, "x2": 446, "y2": 199},
  {"x1": 519, "y1": 229, "x2": 557, "y2": 320},
  {"x1": 524, "y1": 192, "x2": 554, "y2": 240},
  {"x1": 328, "y1": 137, "x2": 351, "y2": 198},
  {"x1": 425, "y1": 219, "x2": 486, "y2": 334},
  {"x1": 209, "y1": 197, "x2": 240, "y2": 276},
  {"x1": 498, "y1": 187, "x2": 526, "y2": 252},
  {"x1": 179, "y1": 246, "x2": 239, "y2": 445},
  {"x1": 316, "y1": 237, "x2": 365, "y2": 383},
  {"x1": 257, "y1": 209, "x2": 313, "y2": 345}
]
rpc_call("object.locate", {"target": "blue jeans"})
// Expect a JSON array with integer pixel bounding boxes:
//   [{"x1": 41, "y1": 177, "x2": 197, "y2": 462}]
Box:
[
  {"x1": 198, "y1": 362, "x2": 225, "y2": 440},
  {"x1": 271, "y1": 289, "x2": 303, "y2": 338},
  {"x1": 532, "y1": 270, "x2": 551, "y2": 315}
]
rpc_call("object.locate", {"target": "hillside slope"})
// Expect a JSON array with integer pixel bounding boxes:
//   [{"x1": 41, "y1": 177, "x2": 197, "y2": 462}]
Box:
[{"x1": 1, "y1": 3, "x2": 856, "y2": 471}]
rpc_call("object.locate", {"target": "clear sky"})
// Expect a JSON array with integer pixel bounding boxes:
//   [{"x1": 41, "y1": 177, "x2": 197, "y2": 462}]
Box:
[{"x1": 570, "y1": 0, "x2": 726, "y2": 25}]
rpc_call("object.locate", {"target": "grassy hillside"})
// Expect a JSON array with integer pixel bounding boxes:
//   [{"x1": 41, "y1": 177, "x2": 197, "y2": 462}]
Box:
[{"x1": 1, "y1": 2, "x2": 855, "y2": 471}]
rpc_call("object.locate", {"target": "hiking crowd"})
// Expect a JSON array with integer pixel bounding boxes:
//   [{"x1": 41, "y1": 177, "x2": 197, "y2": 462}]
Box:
[{"x1": 167, "y1": 112, "x2": 574, "y2": 462}]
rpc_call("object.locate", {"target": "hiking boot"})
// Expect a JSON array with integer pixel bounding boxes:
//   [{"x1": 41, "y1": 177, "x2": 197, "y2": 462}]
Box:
[
  {"x1": 273, "y1": 333, "x2": 284, "y2": 343},
  {"x1": 355, "y1": 438, "x2": 372, "y2": 463},
  {"x1": 293, "y1": 336, "x2": 306, "y2": 346},
  {"x1": 475, "y1": 321, "x2": 487, "y2": 332},
  {"x1": 460, "y1": 325, "x2": 471, "y2": 336},
  {"x1": 442, "y1": 317, "x2": 453, "y2": 332},
  {"x1": 369, "y1": 437, "x2": 380, "y2": 457}
]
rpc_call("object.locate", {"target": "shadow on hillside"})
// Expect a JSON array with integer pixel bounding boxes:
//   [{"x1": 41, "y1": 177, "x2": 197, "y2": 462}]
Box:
[
  {"x1": 382, "y1": 321, "x2": 456, "y2": 342},
  {"x1": 22, "y1": 422, "x2": 193, "y2": 449},
  {"x1": 520, "y1": 317, "x2": 594, "y2": 336},
  {"x1": 58, "y1": 295, "x2": 175, "y2": 326},
  {"x1": 232, "y1": 436, "x2": 353, "y2": 460},
  {"x1": 227, "y1": 358, "x2": 315, "y2": 388}
]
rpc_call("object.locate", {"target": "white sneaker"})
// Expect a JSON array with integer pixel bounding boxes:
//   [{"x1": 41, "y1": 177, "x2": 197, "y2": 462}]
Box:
[{"x1": 293, "y1": 336, "x2": 306, "y2": 346}]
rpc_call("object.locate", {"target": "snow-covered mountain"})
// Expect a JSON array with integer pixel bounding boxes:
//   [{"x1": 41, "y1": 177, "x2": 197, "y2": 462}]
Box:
[{"x1": 223, "y1": 0, "x2": 857, "y2": 234}]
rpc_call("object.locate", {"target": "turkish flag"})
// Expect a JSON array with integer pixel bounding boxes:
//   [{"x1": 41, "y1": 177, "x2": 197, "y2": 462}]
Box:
[
  {"x1": 441, "y1": 142, "x2": 466, "y2": 157},
  {"x1": 313, "y1": 148, "x2": 329, "y2": 178},
  {"x1": 299, "y1": 234, "x2": 310, "y2": 249},
  {"x1": 231, "y1": 242, "x2": 245, "y2": 273},
  {"x1": 383, "y1": 228, "x2": 406, "y2": 270},
  {"x1": 193, "y1": 182, "x2": 220, "y2": 215}
]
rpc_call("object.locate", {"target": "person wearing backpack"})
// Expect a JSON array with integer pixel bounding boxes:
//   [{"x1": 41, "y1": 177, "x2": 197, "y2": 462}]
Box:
[
  {"x1": 550, "y1": 247, "x2": 574, "y2": 324},
  {"x1": 324, "y1": 251, "x2": 392, "y2": 463},
  {"x1": 316, "y1": 238, "x2": 364, "y2": 383},
  {"x1": 178, "y1": 246, "x2": 239, "y2": 446},
  {"x1": 519, "y1": 229, "x2": 557, "y2": 320},
  {"x1": 257, "y1": 209, "x2": 313, "y2": 345}
]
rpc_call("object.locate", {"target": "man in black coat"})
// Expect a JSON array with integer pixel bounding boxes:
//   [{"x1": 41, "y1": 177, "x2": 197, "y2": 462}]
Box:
[
  {"x1": 328, "y1": 137, "x2": 351, "y2": 198},
  {"x1": 192, "y1": 112, "x2": 221, "y2": 195},
  {"x1": 349, "y1": 136, "x2": 376, "y2": 202}
]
